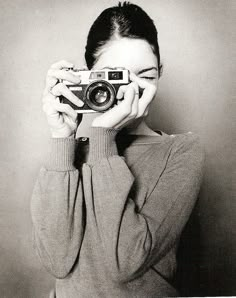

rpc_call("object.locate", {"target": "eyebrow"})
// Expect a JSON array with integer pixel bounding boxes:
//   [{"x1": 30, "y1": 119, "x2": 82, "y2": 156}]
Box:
[
  {"x1": 101, "y1": 66, "x2": 158, "y2": 74},
  {"x1": 137, "y1": 67, "x2": 158, "y2": 75},
  {"x1": 101, "y1": 67, "x2": 117, "y2": 70}
]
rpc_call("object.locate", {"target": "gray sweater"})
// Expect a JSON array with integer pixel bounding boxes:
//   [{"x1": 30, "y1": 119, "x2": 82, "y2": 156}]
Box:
[{"x1": 31, "y1": 127, "x2": 204, "y2": 297}]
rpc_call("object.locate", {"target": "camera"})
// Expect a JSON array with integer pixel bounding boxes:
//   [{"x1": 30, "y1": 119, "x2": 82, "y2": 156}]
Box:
[{"x1": 60, "y1": 68, "x2": 131, "y2": 113}]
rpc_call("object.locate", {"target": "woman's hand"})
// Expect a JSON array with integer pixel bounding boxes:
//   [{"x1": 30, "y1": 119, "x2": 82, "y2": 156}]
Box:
[
  {"x1": 92, "y1": 73, "x2": 157, "y2": 129},
  {"x1": 42, "y1": 60, "x2": 84, "y2": 138}
]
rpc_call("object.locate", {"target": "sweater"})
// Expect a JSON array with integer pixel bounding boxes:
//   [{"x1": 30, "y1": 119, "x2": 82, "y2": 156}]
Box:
[{"x1": 31, "y1": 127, "x2": 204, "y2": 298}]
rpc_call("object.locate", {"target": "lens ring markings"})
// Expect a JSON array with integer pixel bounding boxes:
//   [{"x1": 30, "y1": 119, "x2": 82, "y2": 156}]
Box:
[{"x1": 85, "y1": 80, "x2": 116, "y2": 112}]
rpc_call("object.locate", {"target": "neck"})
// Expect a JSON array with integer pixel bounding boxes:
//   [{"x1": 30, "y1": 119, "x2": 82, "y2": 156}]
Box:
[{"x1": 125, "y1": 119, "x2": 160, "y2": 136}]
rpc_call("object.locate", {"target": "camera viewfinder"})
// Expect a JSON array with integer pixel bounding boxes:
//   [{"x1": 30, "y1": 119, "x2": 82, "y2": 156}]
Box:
[{"x1": 108, "y1": 71, "x2": 123, "y2": 80}]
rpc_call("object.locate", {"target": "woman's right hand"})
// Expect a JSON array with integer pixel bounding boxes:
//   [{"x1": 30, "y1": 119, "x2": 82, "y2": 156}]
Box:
[{"x1": 42, "y1": 60, "x2": 84, "y2": 138}]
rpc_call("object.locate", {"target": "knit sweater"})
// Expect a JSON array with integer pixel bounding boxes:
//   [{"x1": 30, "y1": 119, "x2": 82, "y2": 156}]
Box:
[{"x1": 31, "y1": 127, "x2": 204, "y2": 298}]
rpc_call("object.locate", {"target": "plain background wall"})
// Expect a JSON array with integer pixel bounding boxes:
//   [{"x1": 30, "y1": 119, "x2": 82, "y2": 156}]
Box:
[{"x1": 0, "y1": 0, "x2": 235, "y2": 296}]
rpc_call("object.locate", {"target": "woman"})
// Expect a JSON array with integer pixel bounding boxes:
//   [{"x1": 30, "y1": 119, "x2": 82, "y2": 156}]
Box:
[{"x1": 31, "y1": 2, "x2": 204, "y2": 297}]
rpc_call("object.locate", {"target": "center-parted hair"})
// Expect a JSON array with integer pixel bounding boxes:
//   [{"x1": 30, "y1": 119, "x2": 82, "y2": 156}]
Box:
[{"x1": 85, "y1": 1, "x2": 162, "y2": 77}]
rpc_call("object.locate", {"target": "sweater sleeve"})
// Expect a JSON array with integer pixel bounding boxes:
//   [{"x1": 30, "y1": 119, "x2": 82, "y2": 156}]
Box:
[
  {"x1": 31, "y1": 138, "x2": 85, "y2": 279},
  {"x1": 84, "y1": 128, "x2": 205, "y2": 283}
]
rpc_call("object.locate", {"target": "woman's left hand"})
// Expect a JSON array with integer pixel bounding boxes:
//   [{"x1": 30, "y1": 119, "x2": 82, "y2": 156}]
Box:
[{"x1": 92, "y1": 73, "x2": 157, "y2": 129}]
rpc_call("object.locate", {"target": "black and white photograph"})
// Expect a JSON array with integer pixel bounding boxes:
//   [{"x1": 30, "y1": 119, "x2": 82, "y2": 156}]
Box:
[{"x1": 0, "y1": 0, "x2": 235, "y2": 297}]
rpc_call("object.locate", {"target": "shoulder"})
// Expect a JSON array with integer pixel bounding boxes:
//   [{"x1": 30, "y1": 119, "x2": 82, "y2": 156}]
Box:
[
  {"x1": 147, "y1": 131, "x2": 205, "y2": 173},
  {"x1": 172, "y1": 132, "x2": 204, "y2": 156},
  {"x1": 170, "y1": 131, "x2": 203, "y2": 151},
  {"x1": 167, "y1": 132, "x2": 205, "y2": 172}
]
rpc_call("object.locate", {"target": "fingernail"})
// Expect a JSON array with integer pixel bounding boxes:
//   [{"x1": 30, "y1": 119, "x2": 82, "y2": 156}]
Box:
[
  {"x1": 75, "y1": 77, "x2": 81, "y2": 83},
  {"x1": 78, "y1": 100, "x2": 84, "y2": 107}
]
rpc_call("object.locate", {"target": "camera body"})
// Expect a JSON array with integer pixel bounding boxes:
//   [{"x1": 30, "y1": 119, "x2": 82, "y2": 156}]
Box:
[{"x1": 60, "y1": 68, "x2": 130, "y2": 113}]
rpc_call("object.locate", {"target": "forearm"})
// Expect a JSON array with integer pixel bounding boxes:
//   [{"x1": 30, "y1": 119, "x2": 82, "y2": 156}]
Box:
[
  {"x1": 31, "y1": 138, "x2": 85, "y2": 278},
  {"x1": 85, "y1": 131, "x2": 204, "y2": 282}
]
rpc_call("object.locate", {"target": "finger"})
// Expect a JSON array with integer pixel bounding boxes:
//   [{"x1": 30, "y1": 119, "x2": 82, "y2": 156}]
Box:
[
  {"x1": 113, "y1": 90, "x2": 139, "y2": 129},
  {"x1": 129, "y1": 72, "x2": 152, "y2": 89},
  {"x1": 116, "y1": 85, "x2": 129, "y2": 100},
  {"x1": 51, "y1": 83, "x2": 84, "y2": 107},
  {"x1": 63, "y1": 113, "x2": 78, "y2": 130},
  {"x1": 119, "y1": 83, "x2": 136, "y2": 111},
  {"x1": 92, "y1": 100, "x2": 131, "y2": 128},
  {"x1": 47, "y1": 69, "x2": 81, "y2": 84},
  {"x1": 92, "y1": 83, "x2": 137, "y2": 128},
  {"x1": 45, "y1": 69, "x2": 81, "y2": 94},
  {"x1": 42, "y1": 91, "x2": 55, "y2": 104},
  {"x1": 131, "y1": 94, "x2": 139, "y2": 118},
  {"x1": 44, "y1": 61, "x2": 75, "y2": 93},
  {"x1": 43, "y1": 99, "x2": 60, "y2": 119},
  {"x1": 104, "y1": 83, "x2": 137, "y2": 128},
  {"x1": 129, "y1": 82, "x2": 139, "y2": 118},
  {"x1": 50, "y1": 60, "x2": 74, "y2": 70},
  {"x1": 81, "y1": 65, "x2": 88, "y2": 70},
  {"x1": 43, "y1": 100, "x2": 78, "y2": 130},
  {"x1": 137, "y1": 85, "x2": 156, "y2": 117},
  {"x1": 143, "y1": 106, "x2": 149, "y2": 117},
  {"x1": 53, "y1": 102, "x2": 78, "y2": 121},
  {"x1": 44, "y1": 76, "x2": 58, "y2": 95}
]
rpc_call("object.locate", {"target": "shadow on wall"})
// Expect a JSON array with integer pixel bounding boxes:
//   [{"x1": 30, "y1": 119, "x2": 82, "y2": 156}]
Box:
[
  {"x1": 176, "y1": 165, "x2": 236, "y2": 296},
  {"x1": 0, "y1": 213, "x2": 54, "y2": 298},
  {"x1": 175, "y1": 199, "x2": 203, "y2": 296},
  {"x1": 0, "y1": 257, "x2": 53, "y2": 298}
]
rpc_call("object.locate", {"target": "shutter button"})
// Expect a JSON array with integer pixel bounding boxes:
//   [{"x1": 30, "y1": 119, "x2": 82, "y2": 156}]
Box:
[{"x1": 81, "y1": 137, "x2": 88, "y2": 142}]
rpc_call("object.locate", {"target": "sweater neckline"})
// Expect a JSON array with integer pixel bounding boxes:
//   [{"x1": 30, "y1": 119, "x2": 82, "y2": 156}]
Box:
[
  {"x1": 77, "y1": 130, "x2": 171, "y2": 145},
  {"x1": 116, "y1": 130, "x2": 171, "y2": 145}
]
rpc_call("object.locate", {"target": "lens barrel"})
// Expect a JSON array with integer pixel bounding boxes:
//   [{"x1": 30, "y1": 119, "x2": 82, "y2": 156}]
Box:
[{"x1": 85, "y1": 81, "x2": 116, "y2": 112}]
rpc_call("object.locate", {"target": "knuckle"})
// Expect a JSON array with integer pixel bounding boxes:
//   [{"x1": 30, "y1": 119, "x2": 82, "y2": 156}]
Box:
[
  {"x1": 66, "y1": 72, "x2": 76, "y2": 81},
  {"x1": 127, "y1": 114, "x2": 133, "y2": 119},
  {"x1": 129, "y1": 113, "x2": 136, "y2": 119},
  {"x1": 131, "y1": 81, "x2": 138, "y2": 89},
  {"x1": 50, "y1": 61, "x2": 59, "y2": 69},
  {"x1": 52, "y1": 60, "x2": 63, "y2": 67},
  {"x1": 50, "y1": 62, "x2": 57, "y2": 69},
  {"x1": 125, "y1": 108, "x2": 132, "y2": 116},
  {"x1": 47, "y1": 69, "x2": 53, "y2": 76},
  {"x1": 57, "y1": 82, "x2": 64, "y2": 88},
  {"x1": 63, "y1": 103, "x2": 71, "y2": 112},
  {"x1": 55, "y1": 82, "x2": 64, "y2": 91},
  {"x1": 136, "y1": 112, "x2": 142, "y2": 118},
  {"x1": 132, "y1": 110, "x2": 138, "y2": 118},
  {"x1": 60, "y1": 59, "x2": 67, "y2": 64},
  {"x1": 121, "y1": 108, "x2": 130, "y2": 117},
  {"x1": 120, "y1": 85, "x2": 127, "y2": 93}
]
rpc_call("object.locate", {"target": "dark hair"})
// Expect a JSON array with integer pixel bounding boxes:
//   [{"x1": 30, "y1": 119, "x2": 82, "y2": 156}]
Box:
[{"x1": 85, "y1": 1, "x2": 162, "y2": 77}]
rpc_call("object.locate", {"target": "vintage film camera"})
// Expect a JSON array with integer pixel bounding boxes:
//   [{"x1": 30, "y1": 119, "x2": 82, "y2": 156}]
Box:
[{"x1": 60, "y1": 68, "x2": 131, "y2": 113}]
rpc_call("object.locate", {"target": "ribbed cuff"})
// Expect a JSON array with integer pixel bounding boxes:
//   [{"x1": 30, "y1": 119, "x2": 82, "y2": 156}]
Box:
[
  {"x1": 44, "y1": 138, "x2": 77, "y2": 171},
  {"x1": 87, "y1": 127, "x2": 119, "y2": 165}
]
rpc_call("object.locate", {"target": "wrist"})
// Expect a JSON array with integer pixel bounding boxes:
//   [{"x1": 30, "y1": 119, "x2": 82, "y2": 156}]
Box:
[
  {"x1": 87, "y1": 127, "x2": 119, "y2": 164},
  {"x1": 44, "y1": 137, "x2": 78, "y2": 171},
  {"x1": 92, "y1": 120, "x2": 108, "y2": 129},
  {"x1": 51, "y1": 129, "x2": 76, "y2": 139}
]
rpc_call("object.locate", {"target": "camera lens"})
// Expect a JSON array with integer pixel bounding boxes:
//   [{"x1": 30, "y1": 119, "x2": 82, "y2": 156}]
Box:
[
  {"x1": 85, "y1": 81, "x2": 116, "y2": 112},
  {"x1": 92, "y1": 89, "x2": 108, "y2": 104}
]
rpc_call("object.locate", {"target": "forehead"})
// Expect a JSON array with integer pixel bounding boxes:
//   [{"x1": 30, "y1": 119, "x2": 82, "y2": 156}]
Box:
[{"x1": 93, "y1": 38, "x2": 157, "y2": 72}]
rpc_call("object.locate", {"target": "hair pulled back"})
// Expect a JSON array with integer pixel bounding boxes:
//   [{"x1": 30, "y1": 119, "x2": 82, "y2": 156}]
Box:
[{"x1": 85, "y1": 1, "x2": 162, "y2": 77}]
